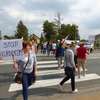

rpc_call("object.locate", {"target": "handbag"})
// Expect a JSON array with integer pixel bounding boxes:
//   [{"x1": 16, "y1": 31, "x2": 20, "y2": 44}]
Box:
[
  {"x1": 14, "y1": 54, "x2": 29, "y2": 84},
  {"x1": 31, "y1": 65, "x2": 36, "y2": 83}
]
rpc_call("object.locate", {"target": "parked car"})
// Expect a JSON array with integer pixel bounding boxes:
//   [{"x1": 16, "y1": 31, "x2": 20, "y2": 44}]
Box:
[{"x1": 84, "y1": 42, "x2": 94, "y2": 53}]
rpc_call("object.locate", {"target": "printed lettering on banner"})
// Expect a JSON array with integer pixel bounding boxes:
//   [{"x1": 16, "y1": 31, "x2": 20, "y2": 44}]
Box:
[{"x1": 0, "y1": 39, "x2": 23, "y2": 60}]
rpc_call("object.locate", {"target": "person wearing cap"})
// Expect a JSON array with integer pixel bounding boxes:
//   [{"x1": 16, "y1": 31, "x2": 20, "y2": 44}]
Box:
[{"x1": 59, "y1": 40, "x2": 78, "y2": 93}]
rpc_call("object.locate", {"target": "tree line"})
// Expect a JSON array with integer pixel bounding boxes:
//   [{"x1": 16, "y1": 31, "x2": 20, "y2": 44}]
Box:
[
  {"x1": 42, "y1": 20, "x2": 80, "y2": 42},
  {"x1": 0, "y1": 19, "x2": 80, "y2": 42},
  {"x1": 2, "y1": 21, "x2": 29, "y2": 40}
]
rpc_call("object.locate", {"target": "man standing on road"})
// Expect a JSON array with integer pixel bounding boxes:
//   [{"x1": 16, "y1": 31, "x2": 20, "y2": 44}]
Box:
[
  {"x1": 59, "y1": 40, "x2": 78, "y2": 93},
  {"x1": 56, "y1": 40, "x2": 64, "y2": 69}
]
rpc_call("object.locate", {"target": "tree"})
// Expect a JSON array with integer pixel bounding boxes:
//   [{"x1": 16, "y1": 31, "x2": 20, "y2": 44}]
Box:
[
  {"x1": 15, "y1": 20, "x2": 29, "y2": 40},
  {"x1": 68, "y1": 24, "x2": 80, "y2": 40},
  {"x1": 43, "y1": 20, "x2": 80, "y2": 41},
  {"x1": 59, "y1": 24, "x2": 71, "y2": 39},
  {"x1": 59, "y1": 24, "x2": 80, "y2": 40},
  {"x1": 43, "y1": 20, "x2": 56, "y2": 41},
  {"x1": 3, "y1": 35, "x2": 15, "y2": 39}
]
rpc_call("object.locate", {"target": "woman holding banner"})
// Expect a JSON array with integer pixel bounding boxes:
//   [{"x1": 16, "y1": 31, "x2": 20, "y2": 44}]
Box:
[{"x1": 12, "y1": 41, "x2": 37, "y2": 100}]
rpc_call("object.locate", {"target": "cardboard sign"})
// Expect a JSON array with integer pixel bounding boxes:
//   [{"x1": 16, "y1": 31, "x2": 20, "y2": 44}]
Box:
[{"x1": 0, "y1": 39, "x2": 23, "y2": 60}]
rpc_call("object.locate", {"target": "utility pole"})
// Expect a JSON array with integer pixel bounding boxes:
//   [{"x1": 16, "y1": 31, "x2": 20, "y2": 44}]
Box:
[
  {"x1": 54, "y1": 12, "x2": 62, "y2": 35},
  {"x1": 56, "y1": 12, "x2": 61, "y2": 29}
]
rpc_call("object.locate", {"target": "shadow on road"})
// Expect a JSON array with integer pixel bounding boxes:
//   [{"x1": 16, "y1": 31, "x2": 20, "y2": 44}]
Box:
[
  {"x1": 0, "y1": 91, "x2": 21, "y2": 100},
  {"x1": 0, "y1": 86, "x2": 67, "y2": 100},
  {"x1": 0, "y1": 72, "x2": 14, "y2": 83}
]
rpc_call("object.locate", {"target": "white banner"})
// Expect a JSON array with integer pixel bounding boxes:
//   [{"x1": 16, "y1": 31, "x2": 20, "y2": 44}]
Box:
[{"x1": 0, "y1": 39, "x2": 23, "y2": 60}]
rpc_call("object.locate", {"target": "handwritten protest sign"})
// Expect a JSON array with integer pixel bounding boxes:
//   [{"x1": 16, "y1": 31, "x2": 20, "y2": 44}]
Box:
[{"x1": 0, "y1": 39, "x2": 23, "y2": 60}]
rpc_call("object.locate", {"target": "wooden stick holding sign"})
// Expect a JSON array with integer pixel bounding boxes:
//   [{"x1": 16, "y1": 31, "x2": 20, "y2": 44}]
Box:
[{"x1": 12, "y1": 54, "x2": 18, "y2": 73}]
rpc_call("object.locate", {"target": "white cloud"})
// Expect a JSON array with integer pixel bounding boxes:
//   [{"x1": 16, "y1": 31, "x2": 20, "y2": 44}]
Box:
[
  {"x1": 0, "y1": 0, "x2": 100, "y2": 38},
  {"x1": 3, "y1": 7, "x2": 41, "y2": 22}
]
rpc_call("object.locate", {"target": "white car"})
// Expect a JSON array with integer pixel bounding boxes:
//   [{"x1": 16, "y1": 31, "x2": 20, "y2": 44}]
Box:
[{"x1": 84, "y1": 42, "x2": 94, "y2": 53}]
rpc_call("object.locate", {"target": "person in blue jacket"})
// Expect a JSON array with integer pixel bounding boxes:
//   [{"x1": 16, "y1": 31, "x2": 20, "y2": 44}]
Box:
[{"x1": 56, "y1": 40, "x2": 64, "y2": 69}]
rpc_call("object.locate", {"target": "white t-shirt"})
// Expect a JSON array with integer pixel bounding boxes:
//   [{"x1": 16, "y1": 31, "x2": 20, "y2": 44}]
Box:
[
  {"x1": 17, "y1": 51, "x2": 37, "y2": 73},
  {"x1": 52, "y1": 43, "x2": 56, "y2": 50},
  {"x1": 43, "y1": 43, "x2": 47, "y2": 48}
]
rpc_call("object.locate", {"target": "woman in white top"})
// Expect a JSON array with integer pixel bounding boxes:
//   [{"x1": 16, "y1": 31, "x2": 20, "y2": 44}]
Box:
[{"x1": 13, "y1": 41, "x2": 37, "y2": 100}]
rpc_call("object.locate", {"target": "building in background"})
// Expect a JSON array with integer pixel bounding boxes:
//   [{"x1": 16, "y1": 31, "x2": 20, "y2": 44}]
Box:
[
  {"x1": 30, "y1": 34, "x2": 40, "y2": 44},
  {"x1": 88, "y1": 35, "x2": 95, "y2": 43},
  {"x1": 95, "y1": 34, "x2": 100, "y2": 49}
]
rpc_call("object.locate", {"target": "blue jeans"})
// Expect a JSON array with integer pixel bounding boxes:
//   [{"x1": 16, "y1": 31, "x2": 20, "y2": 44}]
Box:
[{"x1": 22, "y1": 73, "x2": 33, "y2": 100}]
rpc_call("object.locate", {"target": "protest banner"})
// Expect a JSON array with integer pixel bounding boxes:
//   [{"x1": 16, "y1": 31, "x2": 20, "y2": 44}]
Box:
[{"x1": 0, "y1": 39, "x2": 23, "y2": 60}]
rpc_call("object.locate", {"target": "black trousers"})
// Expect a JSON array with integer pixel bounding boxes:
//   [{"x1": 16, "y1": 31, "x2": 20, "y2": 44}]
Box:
[
  {"x1": 60, "y1": 67, "x2": 75, "y2": 91},
  {"x1": 74, "y1": 55, "x2": 77, "y2": 66}
]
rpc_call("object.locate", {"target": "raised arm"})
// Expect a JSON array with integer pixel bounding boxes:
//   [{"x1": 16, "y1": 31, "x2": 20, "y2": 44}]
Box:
[{"x1": 12, "y1": 54, "x2": 18, "y2": 72}]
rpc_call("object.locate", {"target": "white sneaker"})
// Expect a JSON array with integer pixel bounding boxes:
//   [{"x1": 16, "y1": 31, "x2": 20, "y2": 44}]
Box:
[
  {"x1": 58, "y1": 84, "x2": 64, "y2": 92},
  {"x1": 72, "y1": 89, "x2": 78, "y2": 93}
]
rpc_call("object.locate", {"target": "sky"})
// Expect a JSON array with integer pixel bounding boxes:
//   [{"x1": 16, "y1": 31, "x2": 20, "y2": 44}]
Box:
[{"x1": 0, "y1": 0, "x2": 100, "y2": 39}]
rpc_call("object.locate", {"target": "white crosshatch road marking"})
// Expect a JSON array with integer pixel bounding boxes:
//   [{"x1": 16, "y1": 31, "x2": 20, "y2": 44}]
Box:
[
  {"x1": 37, "y1": 69, "x2": 64, "y2": 76},
  {"x1": 9, "y1": 73, "x2": 100, "y2": 92},
  {"x1": 8, "y1": 53, "x2": 100, "y2": 92},
  {"x1": 0, "y1": 56, "x2": 100, "y2": 65},
  {"x1": 38, "y1": 64, "x2": 58, "y2": 68},
  {"x1": 37, "y1": 61, "x2": 58, "y2": 64},
  {"x1": 36, "y1": 68, "x2": 87, "y2": 76},
  {"x1": 1, "y1": 53, "x2": 100, "y2": 65}
]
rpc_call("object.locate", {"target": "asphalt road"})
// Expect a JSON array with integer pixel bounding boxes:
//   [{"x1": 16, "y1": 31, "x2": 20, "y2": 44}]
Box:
[{"x1": 0, "y1": 52, "x2": 100, "y2": 100}]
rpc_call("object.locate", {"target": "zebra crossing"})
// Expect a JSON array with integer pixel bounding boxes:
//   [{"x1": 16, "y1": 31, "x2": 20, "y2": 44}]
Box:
[
  {"x1": 1, "y1": 52, "x2": 100, "y2": 65},
  {"x1": 8, "y1": 58, "x2": 100, "y2": 92}
]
